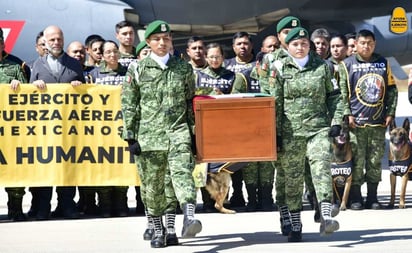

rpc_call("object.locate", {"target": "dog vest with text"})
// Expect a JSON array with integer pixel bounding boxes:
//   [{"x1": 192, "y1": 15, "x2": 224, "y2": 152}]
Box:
[
  {"x1": 331, "y1": 159, "x2": 353, "y2": 187},
  {"x1": 389, "y1": 156, "x2": 412, "y2": 177}
]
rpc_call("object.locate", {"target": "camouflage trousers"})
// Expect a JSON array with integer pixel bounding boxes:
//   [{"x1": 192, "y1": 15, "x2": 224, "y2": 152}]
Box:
[
  {"x1": 351, "y1": 126, "x2": 386, "y2": 186},
  {"x1": 305, "y1": 131, "x2": 358, "y2": 193},
  {"x1": 137, "y1": 161, "x2": 177, "y2": 214},
  {"x1": 243, "y1": 161, "x2": 275, "y2": 185},
  {"x1": 281, "y1": 130, "x2": 333, "y2": 212},
  {"x1": 135, "y1": 145, "x2": 196, "y2": 216}
]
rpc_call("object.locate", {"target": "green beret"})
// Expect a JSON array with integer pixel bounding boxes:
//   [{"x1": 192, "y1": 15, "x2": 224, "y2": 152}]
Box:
[
  {"x1": 285, "y1": 27, "x2": 309, "y2": 44},
  {"x1": 136, "y1": 40, "x2": 148, "y2": 55},
  {"x1": 276, "y1": 16, "x2": 301, "y2": 33},
  {"x1": 144, "y1": 20, "x2": 170, "y2": 39}
]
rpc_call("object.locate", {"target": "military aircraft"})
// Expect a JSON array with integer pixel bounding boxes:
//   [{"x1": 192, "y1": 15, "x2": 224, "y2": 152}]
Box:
[{"x1": 1, "y1": 0, "x2": 411, "y2": 74}]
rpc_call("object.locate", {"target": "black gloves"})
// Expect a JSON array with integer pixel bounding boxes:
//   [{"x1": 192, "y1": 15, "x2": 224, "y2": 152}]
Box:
[
  {"x1": 328, "y1": 125, "x2": 342, "y2": 137},
  {"x1": 276, "y1": 135, "x2": 282, "y2": 152},
  {"x1": 127, "y1": 140, "x2": 141, "y2": 156}
]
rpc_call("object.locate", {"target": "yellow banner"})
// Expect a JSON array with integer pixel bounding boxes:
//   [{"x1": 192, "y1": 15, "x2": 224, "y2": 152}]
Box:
[{"x1": 0, "y1": 84, "x2": 140, "y2": 187}]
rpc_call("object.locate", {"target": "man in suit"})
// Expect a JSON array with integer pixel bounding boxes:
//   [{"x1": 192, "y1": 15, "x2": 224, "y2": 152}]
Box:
[{"x1": 29, "y1": 25, "x2": 85, "y2": 220}]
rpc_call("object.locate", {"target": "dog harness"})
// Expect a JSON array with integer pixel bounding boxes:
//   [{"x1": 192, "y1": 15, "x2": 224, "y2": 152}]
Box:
[{"x1": 207, "y1": 162, "x2": 248, "y2": 174}]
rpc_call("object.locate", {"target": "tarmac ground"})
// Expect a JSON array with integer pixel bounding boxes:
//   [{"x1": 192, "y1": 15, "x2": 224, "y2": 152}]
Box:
[{"x1": 1, "y1": 169, "x2": 412, "y2": 253}]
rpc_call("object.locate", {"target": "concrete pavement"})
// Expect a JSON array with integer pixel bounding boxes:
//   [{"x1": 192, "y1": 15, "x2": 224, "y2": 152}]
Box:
[
  {"x1": 1, "y1": 91, "x2": 412, "y2": 252},
  {"x1": 1, "y1": 169, "x2": 412, "y2": 253}
]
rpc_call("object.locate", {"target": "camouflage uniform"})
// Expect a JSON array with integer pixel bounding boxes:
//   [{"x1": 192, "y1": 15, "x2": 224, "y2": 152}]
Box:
[
  {"x1": 242, "y1": 66, "x2": 276, "y2": 211},
  {"x1": 339, "y1": 52, "x2": 398, "y2": 209},
  {"x1": 223, "y1": 56, "x2": 255, "y2": 208},
  {"x1": 259, "y1": 47, "x2": 290, "y2": 208},
  {"x1": 122, "y1": 55, "x2": 197, "y2": 216},
  {"x1": 260, "y1": 50, "x2": 343, "y2": 212},
  {"x1": 194, "y1": 65, "x2": 247, "y2": 211},
  {"x1": 0, "y1": 58, "x2": 28, "y2": 221}
]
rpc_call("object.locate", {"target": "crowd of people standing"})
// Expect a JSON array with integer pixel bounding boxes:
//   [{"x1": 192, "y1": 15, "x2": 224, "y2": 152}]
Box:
[{"x1": 0, "y1": 13, "x2": 408, "y2": 247}]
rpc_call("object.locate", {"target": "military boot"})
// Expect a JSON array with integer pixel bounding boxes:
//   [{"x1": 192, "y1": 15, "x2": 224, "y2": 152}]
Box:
[
  {"x1": 319, "y1": 202, "x2": 340, "y2": 236},
  {"x1": 245, "y1": 184, "x2": 258, "y2": 212},
  {"x1": 27, "y1": 188, "x2": 39, "y2": 218},
  {"x1": 98, "y1": 187, "x2": 113, "y2": 218},
  {"x1": 288, "y1": 211, "x2": 302, "y2": 242},
  {"x1": 229, "y1": 171, "x2": 245, "y2": 208},
  {"x1": 77, "y1": 187, "x2": 98, "y2": 216},
  {"x1": 279, "y1": 205, "x2": 292, "y2": 236},
  {"x1": 365, "y1": 183, "x2": 381, "y2": 209},
  {"x1": 135, "y1": 186, "x2": 145, "y2": 215},
  {"x1": 349, "y1": 185, "x2": 364, "y2": 210},
  {"x1": 7, "y1": 194, "x2": 26, "y2": 222},
  {"x1": 112, "y1": 186, "x2": 129, "y2": 217},
  {"x1": 260, "y1": 184, "x2": 276, "y2": 211},
  {"x1": 143, "y1": 210, "x2": 154, "y2": 241},
  {"x1": 181, "y1": 203, "x2": 202, "y2": 238},
  {"x1": 165, "y1": 212, "x2": 179, "y2": 246},
  {"x1": 151, "y1": 216, "x2": 166, "y2": 248}
]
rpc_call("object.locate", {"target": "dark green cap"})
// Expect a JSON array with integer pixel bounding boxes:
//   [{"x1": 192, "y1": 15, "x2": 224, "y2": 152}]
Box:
[
  {"x1": 144, "y1": 20, "x2": 170, "y2": 39},
  {"x1": 136, "y1": 40, "x2": 148, "y2": 55},
  {"x1": 285, "y1": 27, "x2": 309, "y2": 44},
  {"x1": 276, "y1": 16, "x2": 301, "y2": 33}
]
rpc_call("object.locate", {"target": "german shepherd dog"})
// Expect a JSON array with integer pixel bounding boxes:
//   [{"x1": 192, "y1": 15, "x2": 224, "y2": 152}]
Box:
[
  {"x1": 330, "y1": 116, "x2": 353, "y2": 211},
  {"x1": 387, "y1": 118, "x2": 412, "y2": 209},
  {"x1": 205, "y1": 162, "x2": 248, "y2": 214}
]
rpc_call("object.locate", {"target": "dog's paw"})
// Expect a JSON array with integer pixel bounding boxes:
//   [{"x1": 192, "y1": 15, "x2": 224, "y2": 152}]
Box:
[{"x1": 399, "y1": 204, "x2": 406, "y2": 209}]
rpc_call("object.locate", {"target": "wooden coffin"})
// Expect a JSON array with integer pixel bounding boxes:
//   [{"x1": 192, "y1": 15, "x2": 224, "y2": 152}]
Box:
[{"x1": 194, "y1": 95, "x2": 276, "y2": 162}]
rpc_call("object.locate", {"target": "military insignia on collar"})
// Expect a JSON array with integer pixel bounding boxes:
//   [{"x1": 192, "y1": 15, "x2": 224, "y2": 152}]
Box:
[{"x1": 161, "y1": 24, "x2": 167, "y2": 32}]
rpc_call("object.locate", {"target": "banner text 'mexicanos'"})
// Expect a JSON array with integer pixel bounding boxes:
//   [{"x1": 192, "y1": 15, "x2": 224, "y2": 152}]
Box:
[{"x1": 0, "y1": 84, "x2": 139, "y2": 187}]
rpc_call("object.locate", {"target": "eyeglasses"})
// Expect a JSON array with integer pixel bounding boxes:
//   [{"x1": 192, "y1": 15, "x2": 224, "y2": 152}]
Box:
[{"x1": 104, "y1": 50, "x2": 119, "y2": 55}]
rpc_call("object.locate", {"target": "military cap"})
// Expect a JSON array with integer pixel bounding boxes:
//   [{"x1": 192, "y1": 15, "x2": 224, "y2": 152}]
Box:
[
  {"x1": 0, "y1": 27, "x2": 3, "y2": 41},
  {"x1": 276, "y1": 16, "x2": 301, "y2": 33},
  {"x1": 285, "y1": 27, "x2": 309, "y2": 44},
  {"x1": 136, "y1": 40, "x2": 148, "y2": 55},
  {"x1": 144, "y1": 20, "x2": 170, "y2": 39}
]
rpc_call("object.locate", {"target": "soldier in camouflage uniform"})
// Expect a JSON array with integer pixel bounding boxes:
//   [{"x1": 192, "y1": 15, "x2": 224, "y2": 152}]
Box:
[
  {"x1": 260, "y1": 27, "x2": 343, "y2": 242},
  {"x1": 0, "y1": 28, "x2": 28, "y2": 221},
  {"x1": 338, "y1": 29, "x2": 398, "y2": 210},
  {"x1": 122, "y1": 20, "x2": 201, "y2": 248},
  {"x1": 258, "y1": 16, "x2": 300, "y2": 235},
  {"x1": 242, "y1": 51, "x2": 277, "y2": 212}
]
